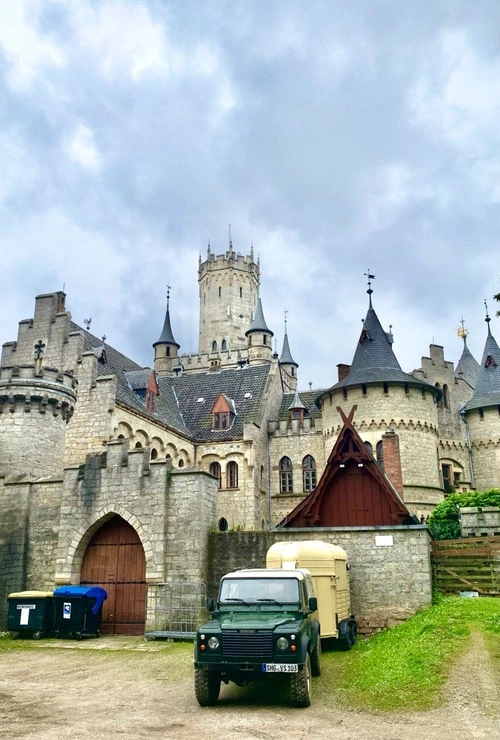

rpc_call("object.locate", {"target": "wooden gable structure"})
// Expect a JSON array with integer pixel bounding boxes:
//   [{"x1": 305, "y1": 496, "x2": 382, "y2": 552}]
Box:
[{"x1": 279, "y1": 406, "x2": 414, "y2": 528}]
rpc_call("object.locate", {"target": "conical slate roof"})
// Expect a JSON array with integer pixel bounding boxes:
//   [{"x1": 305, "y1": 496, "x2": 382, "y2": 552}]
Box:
[
  {"x1": 328, "y1": 298, "x2": 436, "y2": 393},
  {"x1": 288, "y1": 389, "x2": 306, "y2": 410},
  {"x1": 153, "y1": 301, "x2": 180, "y2": 349},
  {"x1": 279, "y1": 330, "x2": 298, "y2": 367},
  {"x1": 245, "y1": 297, "x2": 273, "y2": 337},
  {"x1": 455, "y1": 338, "x2": 480, "y2": 388},
  {"x1": 463, "y1": 320, "x2": 500, "y2": 412}
]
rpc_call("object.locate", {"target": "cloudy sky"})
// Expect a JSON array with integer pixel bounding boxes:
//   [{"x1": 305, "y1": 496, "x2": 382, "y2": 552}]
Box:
[{"x1": 1, "y1": 0, "x2": 499, "y2": 391}]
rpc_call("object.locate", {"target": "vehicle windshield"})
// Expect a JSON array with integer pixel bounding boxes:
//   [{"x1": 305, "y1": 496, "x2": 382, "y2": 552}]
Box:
[{"x1": 219, "y1": 577, "x2": 300, "y2": 605}]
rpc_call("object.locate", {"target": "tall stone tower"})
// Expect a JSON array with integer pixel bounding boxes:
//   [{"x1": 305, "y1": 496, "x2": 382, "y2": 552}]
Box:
[{"x1": 198, "y1": 241, "x2": 259, "y2": 355}]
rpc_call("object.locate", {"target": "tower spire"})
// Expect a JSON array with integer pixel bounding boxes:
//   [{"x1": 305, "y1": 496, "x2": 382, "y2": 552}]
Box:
[{"x1": 364, "y1": 270, "x2": 375, "y2": 308}]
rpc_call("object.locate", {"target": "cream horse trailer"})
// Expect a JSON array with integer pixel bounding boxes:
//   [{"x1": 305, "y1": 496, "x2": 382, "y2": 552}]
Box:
[{"x1": 266, "y1": 540, "x2": 357, "y2": 649}]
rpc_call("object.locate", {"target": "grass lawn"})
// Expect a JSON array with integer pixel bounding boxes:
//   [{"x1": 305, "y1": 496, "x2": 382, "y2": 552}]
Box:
[{"x1": 317, "y1": 596, "x2": 500, "y2": 711}]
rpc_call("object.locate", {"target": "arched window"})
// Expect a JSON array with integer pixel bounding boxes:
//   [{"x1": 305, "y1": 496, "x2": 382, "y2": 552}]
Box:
[
  {"x1": 212, "y1": 340, "x2": 217, "y2": 352},
  {"x1": 218, "y1": 517, "x2": 228, "y2": 532},
  {"x1": 227, "y1": 461, "x2": 238, "y2": 488},
  {"x1": 376, "y1": 441, "x2": 384, "y2": 471},
  {"x1": 302, "y1": 455, "x2": 317, "y2": 492},
  {"x1": 279, "y1": 457, "x2": 293, "y2": 493},
  {"x1": 364, "y1": 441, "x2": 373, "y2": 456},
  {"x1": 118, "y1": 434, "x2": 125, "y2": 440},
  {"x1": 178, "y1": 459, "x2": 184, "y2": 468},
  {"x1": 221, "y1": 339, "x2": 227, "y2": 351},
  {"x1": 435, "y1": 383, "x2": 443, "y2": 409},
  {"x1": 135, "y1": 441, "x2": 142, "y2": 449},
  {"x1": 443, "y1": 384, "x2": 450, "y2": 409},
  {"x1": 151, "y1": 448, "x2": 158, "y2": 460},
  {"x1": 209, "y1": 461, "x2": 221, "y2": 488}
]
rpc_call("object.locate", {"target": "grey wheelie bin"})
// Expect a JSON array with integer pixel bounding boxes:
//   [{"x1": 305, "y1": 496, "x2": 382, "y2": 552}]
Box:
[
  {"x1": 7, "y1": 591, "x2": 54, "y2": 638},
  {"x1": 53, "y1": 586, "x2": 107, "y2": 639}
]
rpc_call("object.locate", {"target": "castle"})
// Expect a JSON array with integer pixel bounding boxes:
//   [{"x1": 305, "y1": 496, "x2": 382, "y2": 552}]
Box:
[{"x1": 1, "y1": 242, "x2": 499, "y2": 632}]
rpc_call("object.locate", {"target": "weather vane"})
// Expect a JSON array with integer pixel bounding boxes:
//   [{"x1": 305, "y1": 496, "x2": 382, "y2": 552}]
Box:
[{"x1": 364, "y1": 270, "x2": 375, "y2": 295}]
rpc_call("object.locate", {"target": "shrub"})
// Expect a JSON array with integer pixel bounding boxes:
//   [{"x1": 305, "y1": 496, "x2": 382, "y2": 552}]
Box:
[{"x1": 428, "y1": 488, "x2": 500, "y2": 540}]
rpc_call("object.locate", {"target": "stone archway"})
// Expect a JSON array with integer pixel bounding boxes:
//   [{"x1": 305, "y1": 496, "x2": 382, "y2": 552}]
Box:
[{"x1": 80, "y1": 515, "x2": 146, "y2": 635}]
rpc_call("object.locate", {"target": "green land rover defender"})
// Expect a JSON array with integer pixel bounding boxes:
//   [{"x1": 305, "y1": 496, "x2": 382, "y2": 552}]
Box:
[{"x1": 194, "y1": 568, "x2": 321, "y2": 707}]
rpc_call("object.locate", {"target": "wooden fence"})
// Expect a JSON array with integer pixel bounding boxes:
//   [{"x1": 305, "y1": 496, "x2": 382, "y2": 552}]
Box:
[{"x1": 431, "y1": 535, "x2": 500, "y2": 596}]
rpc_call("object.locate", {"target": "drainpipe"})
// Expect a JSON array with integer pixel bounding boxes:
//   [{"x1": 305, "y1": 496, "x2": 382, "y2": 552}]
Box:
[
  {"x1": 267, "y1": 427, "x2": 273, "y2": 529},
  {"x1": 461, "y1": 408, "x2": 475, "y2": 489}
]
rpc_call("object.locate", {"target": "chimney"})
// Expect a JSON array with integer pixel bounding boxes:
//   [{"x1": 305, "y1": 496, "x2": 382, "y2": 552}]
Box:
[
  {"x1": 381, "y1": 429, "x2": 404, "y2": 498},
  {"x1": 337, "y1": 364, "x2": 351, "y2": 382}
]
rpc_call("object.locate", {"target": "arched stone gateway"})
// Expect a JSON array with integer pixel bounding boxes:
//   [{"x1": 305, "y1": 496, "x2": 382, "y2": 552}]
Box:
[{"x1": 80, "y1": 515, "x2": 146, "y2": 635}]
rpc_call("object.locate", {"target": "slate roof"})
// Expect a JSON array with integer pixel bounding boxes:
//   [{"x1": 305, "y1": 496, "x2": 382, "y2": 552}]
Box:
[
  {"x1": 463, "y1": 321, "x2": 500, "y2": 412},
  {"x1": 73, "y1": 322, "x2": 190, "y2": 436},
  {"x1": 153, "y1": 302, "x2": 179, "y2": 348},
  {"x1": 276, "y1": 389, "x2": 326, "y2": 422},
  {"x1": 279, "y1": 331, "x2": 298, "y2": 367},
  {"x1": 246, "y1": 297, "x2": 273, "y2": 336},
  {"x1": 162, "y1": 363, "x2": 272, "y2": 440},
  {"x1": 455, "y1": 339, "x2": 480, "y2": 388},
  {"x1": 322, "y1": 300, "x2": 438, "y2": 397},
  {"x1": 73, "y1": 321, "x2": 272, "y2": 439}
]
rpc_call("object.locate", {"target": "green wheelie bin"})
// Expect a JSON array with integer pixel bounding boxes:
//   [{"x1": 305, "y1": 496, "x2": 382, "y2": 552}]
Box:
[{"x1": 7, "y1": 591, "x2": 54, "y2": 638}]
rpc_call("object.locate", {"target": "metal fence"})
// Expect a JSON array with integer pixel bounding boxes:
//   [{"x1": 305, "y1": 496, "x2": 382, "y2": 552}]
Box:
[{"x1": 145, "y1": 582, "x2": 208, "y2": 639}]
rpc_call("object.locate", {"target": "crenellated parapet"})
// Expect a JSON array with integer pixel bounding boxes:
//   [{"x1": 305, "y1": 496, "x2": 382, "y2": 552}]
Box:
[
  {"x1": 0, "y1": 364, "x2": 77, "y2": 479},
  {"x1": 0, "y1": 364, "x2": 77, "y2": 419}
]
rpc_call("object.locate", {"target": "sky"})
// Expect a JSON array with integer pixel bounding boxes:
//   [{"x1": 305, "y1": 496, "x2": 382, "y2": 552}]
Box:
[{"x1": 1, "y1": 0, "x2": 500, "y2": 392}]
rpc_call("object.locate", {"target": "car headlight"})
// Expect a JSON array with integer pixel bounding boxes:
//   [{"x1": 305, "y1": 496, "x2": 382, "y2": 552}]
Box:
[
  {"x1": 277, "y1": 637, "x2": 289, "y2": 650},
  {"x1": 208, "y1": 636, "x2": 220, "y2": 649}
]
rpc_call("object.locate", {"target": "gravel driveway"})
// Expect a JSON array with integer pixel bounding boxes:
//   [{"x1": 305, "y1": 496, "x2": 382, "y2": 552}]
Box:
[{"x1": 1, "y1": 632, "x2": 499, "y2": 739}]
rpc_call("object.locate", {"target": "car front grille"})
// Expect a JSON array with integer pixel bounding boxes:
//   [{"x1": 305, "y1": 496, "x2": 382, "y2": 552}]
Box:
[{"x1": 222, "y1": 630, "x2": 273, "y2": 660}]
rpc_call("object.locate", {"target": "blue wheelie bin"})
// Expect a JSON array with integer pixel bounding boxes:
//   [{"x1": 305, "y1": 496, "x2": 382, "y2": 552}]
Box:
[
  {"x1": 7, "y1": 591, "x2": 54, "y2": 638},
  {"x1": 53, "y1": 586, "x2": 107, "y2": 639}
]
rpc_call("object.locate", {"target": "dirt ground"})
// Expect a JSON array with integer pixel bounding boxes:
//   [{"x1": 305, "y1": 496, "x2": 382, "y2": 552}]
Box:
[{"x1": 1, "y1": 631, "x2": 499, "y2": 740}]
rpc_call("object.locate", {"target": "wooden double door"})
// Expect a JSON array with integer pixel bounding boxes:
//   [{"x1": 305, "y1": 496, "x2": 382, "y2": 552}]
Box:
[{"x1": 81, "y1": 515, "x2": 146, "y2": 635}]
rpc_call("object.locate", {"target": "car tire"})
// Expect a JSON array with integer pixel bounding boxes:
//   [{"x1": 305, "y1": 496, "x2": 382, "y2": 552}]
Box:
[
  {"x1": 290, "y1": 654, "x2": 312, "y2": 707},
  {"x1": 194, "y1": 668, "x2": 221, "y2": 706}
]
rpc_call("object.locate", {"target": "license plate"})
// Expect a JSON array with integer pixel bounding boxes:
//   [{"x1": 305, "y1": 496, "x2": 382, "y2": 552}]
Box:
[{"x1": 262, "y1": 663, "x2": 298, "y2": 673}]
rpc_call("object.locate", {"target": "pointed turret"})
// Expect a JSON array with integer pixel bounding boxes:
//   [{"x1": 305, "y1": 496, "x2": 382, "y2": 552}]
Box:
[
  {"x1": 288, "y1": 389, "x2": 306, "y2": 422},
  {"x1": 463, "y1": 307, "x2": 500, "y2": 412},
  {"x1": 455, "y1": 336, "x2": 480, "y2": 388},
  {"x1": 279, "y1": 314, "x2": 299, "y2": 392},
  {"x1": 245, "y1": 293, "x2": 273, "y2": 363},
  {"x1": 326, "y1": 276, "x2": 438, "y2": 396},
  {"x1": 153, "y1": 289, "x2": 180, "y2": 375}
]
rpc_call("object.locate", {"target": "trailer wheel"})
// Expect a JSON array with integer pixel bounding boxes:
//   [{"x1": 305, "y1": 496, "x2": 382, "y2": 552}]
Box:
[
  {"x1": 349, "y1": 621, "x2": 358, "y2": 647},
  {"x1": 195, "y1": 668, "x2": 221, "y2": 706},
  {"x1": 290, "y1": 654, "x2": 312, "y2": 707},
  {"x1": 32, "y1": 631, "x2": 42, "y2": 640},
  {"x1": 310, "y1": 634, "x2": 321, "y2": 677}
]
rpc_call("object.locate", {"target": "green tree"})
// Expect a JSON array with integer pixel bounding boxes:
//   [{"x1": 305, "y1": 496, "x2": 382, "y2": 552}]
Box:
[
  {"x1": 428, "y1": 489, "x2": 500, "y2": 540},
  {"x1": 495, "y1": 290, "x2": 500, "y2": 316}
]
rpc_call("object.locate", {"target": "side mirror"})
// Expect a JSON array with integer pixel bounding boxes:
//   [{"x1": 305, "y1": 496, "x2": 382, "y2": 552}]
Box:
[
  {"x1": 206, "y1": 596, "x2": 215, "y2": 612},
  {"x1": 308, "y1": 596, "x2": 318, "y2": 612}
]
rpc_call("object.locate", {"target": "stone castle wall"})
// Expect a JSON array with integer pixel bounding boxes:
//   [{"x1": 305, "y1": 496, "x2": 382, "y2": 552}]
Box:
[
  {"x1": 269, "y1": 418, "x2": 326, "y2": 526},
  {"x1": 207, "y1": 527, "x2": 432, "y2": 633}
]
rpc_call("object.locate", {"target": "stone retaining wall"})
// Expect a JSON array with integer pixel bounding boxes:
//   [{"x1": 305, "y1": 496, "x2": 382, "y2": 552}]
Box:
[{"x1": 207, "y1": 526, "x2": 432, "y2": 633}]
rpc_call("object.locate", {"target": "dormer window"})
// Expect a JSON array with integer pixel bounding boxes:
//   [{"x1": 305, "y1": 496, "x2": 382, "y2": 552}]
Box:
[
  {"x1": 211, "y1": 392, "x2": 236, "y2": 431},
  {"x1": 485, "y1": 355, "x2": 497, "y2": 368}
]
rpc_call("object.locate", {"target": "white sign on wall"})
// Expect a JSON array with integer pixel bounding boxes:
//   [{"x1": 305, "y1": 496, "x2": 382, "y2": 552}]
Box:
[{"x1": 375, "y1": 535, "x2": 394, "y2": 547}]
